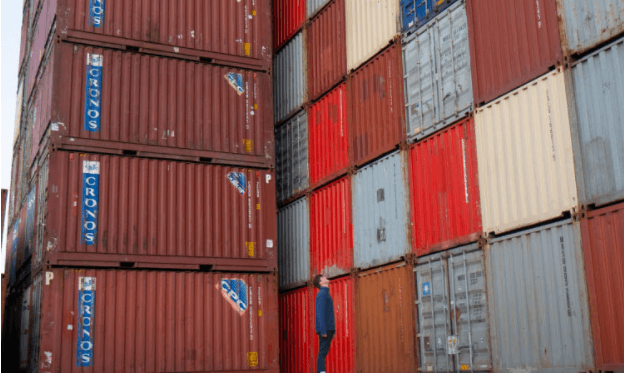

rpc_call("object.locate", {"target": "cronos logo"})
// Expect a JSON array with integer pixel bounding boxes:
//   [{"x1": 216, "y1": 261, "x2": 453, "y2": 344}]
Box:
[
  {"x1": 88, "y1": 0, "x2": 106, "y2": 27},
  {"x1": 81, "y1": 161, "x2": 100, "y2": 245}
]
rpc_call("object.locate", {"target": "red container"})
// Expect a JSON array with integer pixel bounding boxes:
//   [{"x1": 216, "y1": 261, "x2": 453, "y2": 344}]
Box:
[
  {"x1": 36, "y1": 269, "x2": 278, "y2": 372},
  {"x1": 581, "y1": 202, "x2": 624, "y2": 372},
  {"x1": 467, "y1": 0, "x2": 562, "y2": 105},
  {"x1": 307, "y1": 0, "x2": 347, "y2": 101},
  {"x1": 280, "y1": 286, "x2": 313, "y2": 373},
  {"x1": 18, "y1": 2, "x2": 30, "y2": 74},
  {"x1": 38, "y1": 151, "x2": 277, "y2": 271},
  {"x1": 274, "y1": 0, "x2": 307, "y2": 50},
  {"x1": 30, "y1": 42, "x2": 274, "y2": 168},
  {"x1": 309, "y1": 84, "x2": 349, "y2": 186},
  {"x1": 310, "y1": 177, "x2": 353, "y2": 278},
  {"x1": 408, "y1": 118, "x2": 482, "y2": 255},
  {"x1": 349, "y1": 44, "x2": 404, "y2": 167},
  {"x1": 312, "y1": 275, "x2": 355, "y2": 373}
]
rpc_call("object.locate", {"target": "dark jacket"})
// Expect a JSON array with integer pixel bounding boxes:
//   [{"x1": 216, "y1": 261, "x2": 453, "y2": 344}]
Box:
[{"x1": 315, "y1": 287, "x2": 335, "y2": 336}]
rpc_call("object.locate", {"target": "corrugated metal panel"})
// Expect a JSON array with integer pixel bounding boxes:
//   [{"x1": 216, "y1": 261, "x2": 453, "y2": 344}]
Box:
[
  {"x1": 310, "y1": 177, "x2": 353, "y2": 278},
  {"x1": 350, "y1": 44, "x2": 404, "y2": 167},
  {"x1": 274, "y1": 32, "x2": 307, "y2": 123},
  {"x1": 9, "y1": 221, "x2": 20, "y2": 286},
  {"x1": 356, "y1": 262, "x2": 416, "y2": 373},
  {"x1": 274, "y1": 0, "x2": 307, "y2": 50},
  {"x1": 475, "y1": 69, "x2": 578, "y2": 235},
  {"x1": 408, "y1": 118, "x2": 481, "y2": 256},
  {"x1": 401, "y1": 0, "x2": 458, "y2": 32},
  {"x1": 18, "y1": 2, "x2": 30, "y2": 73},
  {"x1": 308, "y1": 0, "x2": 331, "y2": 18},
  {"x1": 345, "y1": 0, "x2": 400, "y2": 71},
  {"x1": 467, "y1": 0, "x2": 562, "y2": 105},
  {"x1": 312, "y1": 275, "x2": 355, "y2": 373},
  {"x1": 14, "y1": 77, "x2": 25, "y2": 149},
  {"x1": 41, "y1": 151, "x2": 277, "y2": 270},
  {"x1": 23, "y1": 186, "x2": 36, "y2": 262},
  {"x1": 19, "y1": 285, "x2": 32, "y2": 369},
  {"x1": 27, "y1": 0, "x2": 56, "y2": 99},
  {"x1": 34, "y1": 157, "x2": 48, "y2": 268},
  {"x1": 28, "y1": 275, "x2": 42, "y2": 373},
  {"x1": 581, "y1": 202, "x2": 624, "y2": 371},
  {"x1": 486, "y1": 220, "x2": 594, "y2": 372},
  {"x1": 37, "y1": 269, "x2": 279, "y2": 372},
  {"x1": 280, "y1": 286, "x2": 312, "y2": 373},
  {"x1": 413, "y1": 244, "x2": 491, "y2": 371},
  {"x1": 308, "y1": 0, "x2": 347, "y2": 101},
  {"x1": 568, "y1": 38, "x2": 624, "y2": 207},
  {"x1": 403, "y1": 1, "x2": 472, "y2": 142},
  {"x1": 558, "y1": 0, "x2": 624, "y2": 56},
  {"x1": 9, "y1": 147, "x2": 23, "y2": 223},
  {"x1": 278, "y1": 198, "x2": 310, "y2": 289},
  {"x1": 353, "y1": 151, "x2": 409, "y2": 269},
  {"x1": 276, "y1": 111, "x2": 309, "y2": 203},
  {"x1": 309, "y1": 84, "x2": 349, "y2": 185},
  {"x1": 29, "y1": 42, "x2": 53, "y2": 164}
]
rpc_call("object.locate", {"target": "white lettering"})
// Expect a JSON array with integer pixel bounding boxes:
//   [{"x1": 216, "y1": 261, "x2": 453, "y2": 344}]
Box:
[
  {"x1": 87, "y1": 109, "x2": 100, "y2": 119},
  {"x1": 86, "y1": 188, "x2": 96, "y2": 197},
  {"x1": 84, "y1": 222, "x2": 97, "y2": 230},
  {"x1": 85, "y1": 199, "x2": 97, "y2": 208}
]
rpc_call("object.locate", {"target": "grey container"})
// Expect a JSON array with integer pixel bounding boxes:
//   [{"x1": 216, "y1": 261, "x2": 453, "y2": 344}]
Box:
[
  {"x1": 402, "y1": 0, "x2": 472, "y2": 142},
  {"x1": 308, "y1": 0, "x2": 331, "y2": 18},
  {"x1": 274, "y1": 32, "x2": 307, "y2": 123},
  {"x1": 278, "y1": 198, "x2": 310, "y2": 289},
  {"x1": 568, "y1": 37, "x2": 624, "y2": 207},
  {"x1": 558, "y1": 0, "x2": 624, "y2": 56},
  {"x1": 353, "y1": 151, "x2": 410, "y2": 269},
  {"x1": 485, "y1": 219, "x2": 594, "y2": 373},
  {"x1": 276, "y1": 110, "x2": 309, "y2": 203}
]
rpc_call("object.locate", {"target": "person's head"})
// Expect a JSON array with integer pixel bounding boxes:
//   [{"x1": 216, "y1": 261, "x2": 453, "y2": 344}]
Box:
[{"x1": 313, "y1": 275, "x2": 330, "y2": 289}]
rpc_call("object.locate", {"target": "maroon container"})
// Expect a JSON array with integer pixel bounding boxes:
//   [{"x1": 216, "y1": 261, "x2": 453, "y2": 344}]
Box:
[
  {"x1": 18, "y1": 1, "x2": 30, "y2": 74},
  {"x1": 307, "y1": 0, "x2": 347, "y2": 101},
  {"x1": 26, "y1": 0, "x2": 57, "y2": 99},
  {"x1": 467, "y1": 0, "x2": 562, "y2": 105},
  {"x1": 349, "y1": 44, "x2": 404, "y2": 167}
]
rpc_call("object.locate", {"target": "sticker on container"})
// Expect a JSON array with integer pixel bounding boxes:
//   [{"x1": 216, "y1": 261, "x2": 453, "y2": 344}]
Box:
[
  {"x1": 225, "y1": 73, "x2": 245, "y2": 95},
  {"x1": 81, "y1": 161, "x2": 100, "y2": 245},
  {"x1": 461, "y1": 364, "x2": 470, "y2": 370},
  {"x1": 246, "y1": 242, "x2": 255, "y2": 257},
  {"x1": 77, "y1": 277, "x2": 96, "y2": 367},
  {"x1": 217, "y1": 279, "x2": 248, "y2": 315},
  {"x1": 422, "y1": 282, "x2": 431, "y2": 296},
  {"x1": 88, "y1": 0, "x2": 106, "y2": 27},
  {"x1": 247, "y1": 352, "x2": 258, "y2": 367},
  {"x1": 447, "y1": 336, "x2": 458, "y2": 355},
  {"x1": 227, "y1": 172, "x2": 247, "y2": 195},
  {"x1": 84, "y1": 53, "x2": 103, "y2": 132},
  {"x1": 266, "y1": 239, "x2": 273, "y2": 248}
]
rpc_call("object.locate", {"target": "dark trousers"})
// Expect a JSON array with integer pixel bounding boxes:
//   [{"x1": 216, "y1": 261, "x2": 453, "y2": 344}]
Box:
[{"x1": 317, "y1": 330, "x2": 335, "y2": 373}]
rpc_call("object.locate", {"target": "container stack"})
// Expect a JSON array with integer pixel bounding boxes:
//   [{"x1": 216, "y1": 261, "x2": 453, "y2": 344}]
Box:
[
  {"x1": 275, "y1": 0, "x2": 624, "y2": 372},
  {"x1": 3, "y1": 1, "x2": 279, "y2": 372}
]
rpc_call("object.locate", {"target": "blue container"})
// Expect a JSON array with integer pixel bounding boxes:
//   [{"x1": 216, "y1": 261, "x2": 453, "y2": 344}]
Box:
[{"x1": 401, "y1": 0, "x2": 457, "y2": 33}]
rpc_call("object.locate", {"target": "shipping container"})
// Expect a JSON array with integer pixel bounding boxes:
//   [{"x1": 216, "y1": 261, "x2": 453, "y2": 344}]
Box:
[
  {"x1": 276, "y1": 110, "x2": 309, "y2": 204},
  {"x1": 28, "y1": 41, "x2": 54, "y2": 166},
  {"x1": 485, "y1": 219, "x2": 594, "y2": 372},
  {"x1": 274, "y1": 32, "x2": 307, "y2": 124},
  {"x1": 14, "y1": 77, "x2": 25, "y2": 149},
  {"x1": 400, "y1": 0, "x2": 458, "y2": 32},
  {"x1": 29, "y1": 269, "x2": 279, "y2": 372},
  {"x1": 403, "y1": 0, "x2": 472, "y2": 142},
  {"x1": 27, "y1": 0, "x2": 55, "y2": 99},
  {"x1": 581, "y1": 202, "x2": 624, "y2": 372},
  {"x1": 36, "y1": 151, "x2": 277, "y2": 271},
  {"x1": 475, "y1": 69, "x2": 578, "y2": 235},
  {"x1": 557, "y1": 0, "x2": 624, "y2": 56},
  {"x1": 274, "y1": 0, "x2": 307, "y2": 50},
  {"x1": 467, "y1": 0, "x2": 563, "y2": 105},
  {"x1": 309, "y1": 84, "x2": 349, "y2": 186},
  {"x1": 408, "y1": 118, "x2": 481, "y2": 256},
  {"x1": 8, "y1": 220, "x2": 20, "y2": 287},
  {"x1": 307, "y1": 0, "x2": 347, "y2": 101},
  {"x1": 280, "y1": 286, "x2": 312, "y2": 373},
  {"x1": 353, "y1": 151, "x2": 410, "y2": 269},
  {"x1": 19, "y1": 285, "x2": 32, "y2": 370},
  {"x1": 18, "y1": 1, "x2": 30, "y2": 74},
  {"x1": 310, "y1": 177, "x2": 353, "y2": 278},
  {"x1": 30, "y1": 42, "x2": 274, "y2": 168},
  {"x1": 350, "y1": 44, "x2": 404, "y2": 167},
  {"x1": 356, "y1": 261, "x2": 416, "y2": 373},
  {"x1": 34, "y1": 155, "x2": 49, "y2": 270},
  {"x1": 568, "y1": 38, "x2": 624, "y2": 208},
  {"x1": 312, "y1": 275, "x2": 355, "y2": 373},
  {"x1": 278, "y1": 198, "x2": 311, "y2": 290},
  {"x1": 308, "y1": 0, "x2": 331, "y2": 18},
  {"x1": 345, "y1": 0, "x2": 400, "y2": 71},
  {"x1": 413, "y1": 244, "x2": 491, "y2": 372}
]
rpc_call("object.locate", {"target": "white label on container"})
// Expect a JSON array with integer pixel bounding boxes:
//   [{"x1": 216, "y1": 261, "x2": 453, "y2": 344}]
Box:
[{"x1": 266, "y1": 239, "x2": 273, "y2": 248}]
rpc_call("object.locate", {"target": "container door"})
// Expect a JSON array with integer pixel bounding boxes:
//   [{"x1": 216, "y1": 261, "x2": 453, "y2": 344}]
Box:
[
  {"x1": 20, "y1": 285, "x2": 32, "y2": 369},
  {"x1": 403, "y1": 27, "x2": 435, "y2": 139},
  {"x1": 28, "y1": 275, "x2": 42, "y2": 373}
]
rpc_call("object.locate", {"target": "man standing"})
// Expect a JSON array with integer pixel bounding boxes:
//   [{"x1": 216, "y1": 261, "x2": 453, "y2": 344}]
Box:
[{"x1": 313, "y1": 274, "x2": 335, "y2": 373}]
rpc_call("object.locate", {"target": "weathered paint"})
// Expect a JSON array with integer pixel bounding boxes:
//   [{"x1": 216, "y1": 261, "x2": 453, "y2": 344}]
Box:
[
  {"x1": 276, "y1": 110, "x2": 309, "y2": 204},
  {"x1": 34, "y1": 157, "x2": 49, "y2": 269},
  {"x1": 274, "y1": 32, "x2": 307, "y2": 123},
  {"x1": 274, "y1": 0, "x2": 307, "y2": 50},
  {"x1": 280, "y1": 286, "x2": 312, "y2": 373},
  {"x1": 400, "y1": 0, "x2": 457, "y2": 32},
  {"x1": 278, "y1": 198, "x2": 311, "y2": 290},
  {"x1": 29, "y1": 275, "x2": 43, "y2": 373},
  {"x1": 20, "y1": 285, "x2": 32, "y2": 369}
]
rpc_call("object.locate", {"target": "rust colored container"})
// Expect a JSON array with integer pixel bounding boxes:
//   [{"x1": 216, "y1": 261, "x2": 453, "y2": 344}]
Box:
[
  {"x1": 581, "y1": 202, "x2": 624, "y2": 372},
  {"x1": 274, "y1": 0, "x2": 307, "y2": 50},
  {"x1": 309, "y1": 84, "x2": 349, "y2": 187},
  {"x1": 467, "y1": 0, "x2": 563, "y2": 105},
  {"x1": 349, "y1": 44, "x2": 404, "y2": 167},
  {"x1": 408, "y1": 118, "x2": 482, "y2": 256},
  {"x1": 35, "y1": 268, "x2": 278, "y2": 372},
  {"x1": 18, "y1": 2, "x2": 30, "y2": 74},
  {"x1": 27, "y1": 0, "x2": 57, "y2": 99},
  {"x1": 310, "y1": 177, "x2": 354, "y2": 278},
  {"x1": 37, "y1": 151, "x2": 277, "y2": 271},
  {"x1": 356, "y1": 261, "x2": 416, "y2": 373},
  {"x1": 312, "y1": 275, "x2": 355, "y2": 373},
  {"x1": 307, "y1": 0, "x2": 347, "y2": 101},
  {"x1": 280, "y1": 286, "x2": 313, "y2": 373},
  {"x1": 30, "y1": 42, "x2": 274, "y2": 168}
]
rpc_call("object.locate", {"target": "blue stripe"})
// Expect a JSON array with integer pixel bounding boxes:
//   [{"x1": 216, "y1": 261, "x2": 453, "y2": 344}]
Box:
[
  {"x1": 76, "y1": 278, "x2": 96, "y2": 367},
  {"x1": 81, "y1": 163, "x2": 100, "y2": 245},
  {"x1": 88, "y1": 0, "x2": 106, "y2": 27},
  {"x1": 84, "y1": 55, "x2": 103, "y2": 132}
]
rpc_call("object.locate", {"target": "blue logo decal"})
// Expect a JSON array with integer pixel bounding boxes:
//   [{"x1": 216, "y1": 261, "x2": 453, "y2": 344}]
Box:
[
  {"x1": 84, "y1": 53, "x2": 103, "y2": 132},
  {"x1": 227, "y1": 172, "x2": 247, "y2": 195},
  {"x1": 217, "y1": 279, "x2": 248, "y2": 315},
  {"x1": 81, "y1": 161, "x2": 100, "y2": 245},
  {"x1": 25, "y1": 188, "x2": 36, "y2": 259},
  {"x1": 224, "y1": 73, "x2": 245, "y2": 95},
  {"x1": 88, "y1": 0, "x2": 106, "y2": 27},
  {"x1": 9, "y1": 221, "x2": 19, "y2": 285},
  {"x1": 76, "y1": 277, "x2": 96, "y2": 366},
  {"x1": 422, "y1": 282, "x2": 431, "y2": 296}
]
